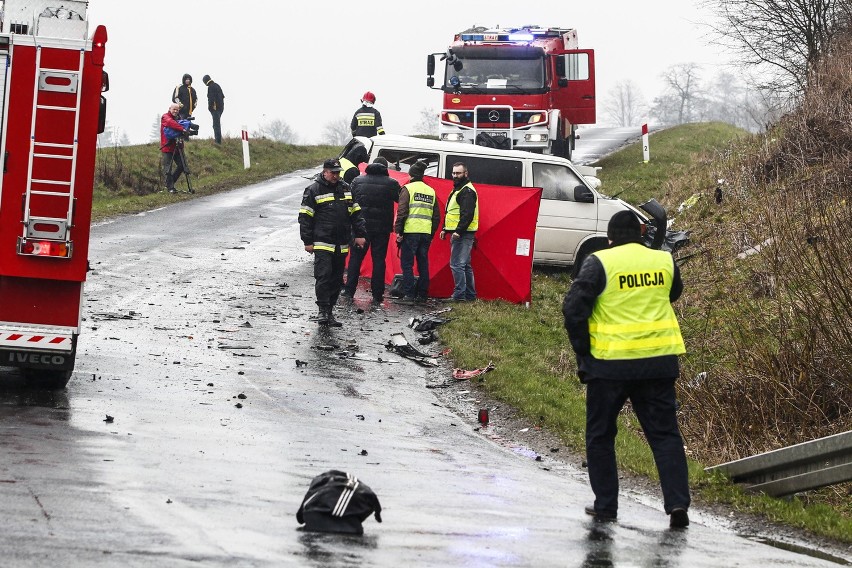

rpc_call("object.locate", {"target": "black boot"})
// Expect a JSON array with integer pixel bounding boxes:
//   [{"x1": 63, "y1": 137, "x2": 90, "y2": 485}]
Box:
[
  {"x1": 310, "y1": 308, "x2": 329, "y2": 325},
  {"x1": 325, "y1": 307, "x2": 342, "y2": 327}
]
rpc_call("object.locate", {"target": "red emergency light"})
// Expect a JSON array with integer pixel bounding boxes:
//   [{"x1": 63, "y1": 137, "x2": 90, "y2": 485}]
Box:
[
  {"x1": 91, "y1": 25, "x2": 108, "y2": 66},
  {"x1": 17, "y1": 238, "x2": 72, "y2": 259}
]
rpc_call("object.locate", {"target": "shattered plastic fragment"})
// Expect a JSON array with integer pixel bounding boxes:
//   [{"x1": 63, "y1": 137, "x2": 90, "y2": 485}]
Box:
[{"x1": 452, "y1": 361, "x2": 495, "y2": 380}]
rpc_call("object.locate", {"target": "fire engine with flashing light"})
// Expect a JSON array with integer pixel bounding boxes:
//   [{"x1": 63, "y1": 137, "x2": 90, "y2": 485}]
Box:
[
  {"x1": 426, "y1": 25, "x2": 595, "y2": 160},
  {"x1": 0, "y1": 0, "x2": 108, "y2": 388}
]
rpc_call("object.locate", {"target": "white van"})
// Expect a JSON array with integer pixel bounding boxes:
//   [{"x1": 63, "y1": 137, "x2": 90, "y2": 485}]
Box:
[{"x1": 341, "y1": 135, "x2": 666, "y2": 273}]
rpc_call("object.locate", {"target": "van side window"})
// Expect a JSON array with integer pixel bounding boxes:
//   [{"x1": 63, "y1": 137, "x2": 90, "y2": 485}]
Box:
[
  {"x1": 445, "y1": 154, "x2": 522, "y2": 186},
  {"x1": 532, "y1": 162, "x2": 587, "y2": 201},
  {"x1": 376, "y1": 150, "x2": 439, "y2": 176}
]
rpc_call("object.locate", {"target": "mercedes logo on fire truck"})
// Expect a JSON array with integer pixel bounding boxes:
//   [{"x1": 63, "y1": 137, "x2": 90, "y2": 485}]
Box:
[{"x1": 488, "y1": 110, "x2": 500, "y2": 122}]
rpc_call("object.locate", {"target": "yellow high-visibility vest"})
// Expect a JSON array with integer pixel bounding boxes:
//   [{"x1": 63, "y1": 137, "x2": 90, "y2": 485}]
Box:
[
  {"x1": 444, "y1": 182, "x2": 479, "y2": 232},
  {"x1": 403, "y1": 181, "x2": 436, "y2": 234},
  {"x1": 589, "y1": 243, "x2": 686, "y2": 360}
]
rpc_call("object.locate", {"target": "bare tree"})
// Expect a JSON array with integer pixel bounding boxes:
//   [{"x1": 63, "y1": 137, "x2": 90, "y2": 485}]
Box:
[
  {"x1": 322, "y1": 116, "x2": 352, "y2": 145},
  {"x1": 602, "y1": 80, "x2": 647, "y2": 127},
  {"x1": 413, "y1": 107, "x2": 439, "y2": 136},
  {"x1": 703, "y1": 0, "x2": 852, "y2": 94},
  {"x1": 256, "y1": 118, "x2": 298, "y2": 143},
  {"x1": 651, "y1": 63, "x2": 702, "y2": 125}
]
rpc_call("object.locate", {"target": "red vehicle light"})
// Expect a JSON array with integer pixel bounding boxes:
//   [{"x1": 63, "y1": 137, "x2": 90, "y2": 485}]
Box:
[
  {"x1": 91, "y1": 25, "x2": 108, "y2": 66},
  {"x1": 17, "y1": 238, "x2": 71, "y2": 259}
]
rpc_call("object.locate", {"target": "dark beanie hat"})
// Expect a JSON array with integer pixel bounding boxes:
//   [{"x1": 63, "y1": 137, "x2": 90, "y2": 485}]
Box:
[
  {"x1": 373, "y1": 156, "x2": 389, "y2": 167},
  {"x1": 408, "y1": 160, "x2": 427, "y2": 180},
  {"x1": 607, "y1": 210, "x2": 642, "y2": 243},
  {"x1": 202, "y1": 75, "x2": 211, "y2": 83}
]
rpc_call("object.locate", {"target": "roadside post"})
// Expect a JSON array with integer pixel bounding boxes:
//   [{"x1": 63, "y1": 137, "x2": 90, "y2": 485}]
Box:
[
  {"x1": 242, "y1": 126, "x2": 250, "y2": 169},
  {"x1": 642, "y1": 120, "x2": 650, "y2": 163}
]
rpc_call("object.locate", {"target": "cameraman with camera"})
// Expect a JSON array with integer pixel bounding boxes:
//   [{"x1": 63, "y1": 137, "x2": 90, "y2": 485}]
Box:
[{"x1": 160, "y1": 103, "x2": 190, "y2": 194}]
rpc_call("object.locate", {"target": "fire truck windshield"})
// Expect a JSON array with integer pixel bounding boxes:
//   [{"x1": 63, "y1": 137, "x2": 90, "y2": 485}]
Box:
[{"x1": 444, "y1": 57, "x2": 546, "y2": 92}]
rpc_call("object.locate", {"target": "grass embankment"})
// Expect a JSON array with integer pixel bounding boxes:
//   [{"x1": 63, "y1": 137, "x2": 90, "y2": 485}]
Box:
[
  {"x1": 439, "y1": 122, "x2": 852, "y2": 543},
  {"x1": 93, "y1": 137, "x2": 337, "y2": 221}
]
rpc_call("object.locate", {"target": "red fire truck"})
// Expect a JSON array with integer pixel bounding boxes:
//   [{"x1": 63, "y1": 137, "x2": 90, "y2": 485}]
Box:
[
  {"x1": 0, "y1": 0, "x2": 108, "y2": 388},
  {"x1": 426, "y1": 25, "x2": 595, "y2": 160}
]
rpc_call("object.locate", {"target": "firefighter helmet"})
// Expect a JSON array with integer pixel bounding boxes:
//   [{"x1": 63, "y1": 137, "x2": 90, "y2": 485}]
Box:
[{"x1": 361, "y1": 91, "x2": 376, "y2": 104}]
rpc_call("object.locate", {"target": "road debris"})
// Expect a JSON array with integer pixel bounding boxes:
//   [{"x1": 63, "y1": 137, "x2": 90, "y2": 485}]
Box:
[
  {"x1": 408, "y1": 311, "x2": 450, "y2": 332},
  {"x1": 453, "y1": 361, "x2": 495, "y2": 380},
  {"x1": 417, "y1": 330, "x2": 438, "y2": 345},
  {"x1": 385, "y1": 333, "x2": 438, "y2": 367},
  {"x1": 103, "y1": 415, "x2": 114, "y2": 423}
]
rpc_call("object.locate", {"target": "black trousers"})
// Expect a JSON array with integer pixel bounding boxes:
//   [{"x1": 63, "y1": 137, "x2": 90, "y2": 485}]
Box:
[
  {"x1": 344, "y1": 233, "x2": 390, "y2": 300},
  {"x1": 585, "y1": 377, "x2": 690, "y2": 516},
  {"x1": 210, "y1": 110, "x2": 222, "y2": 144},
  {"x1": 161, "y1": 150, "x2": 185, "y2": 190},
  {"x1": 314, "y1": 250, "x2": 347, "y2": 308}
]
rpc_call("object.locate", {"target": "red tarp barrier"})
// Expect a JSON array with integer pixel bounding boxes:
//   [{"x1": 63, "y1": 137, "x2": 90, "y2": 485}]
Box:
[{"x1": 354, "y1": 168, "x2": 542, "y2": 304}]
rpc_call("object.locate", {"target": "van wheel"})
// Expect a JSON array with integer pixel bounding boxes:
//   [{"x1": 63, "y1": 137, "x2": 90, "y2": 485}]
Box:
[
  {"x1": 23, "y1": 369, "x2": 74, "y2": 390},
  {"x1": 572, "y1": 239, "x2": 608, "y2": 278}
]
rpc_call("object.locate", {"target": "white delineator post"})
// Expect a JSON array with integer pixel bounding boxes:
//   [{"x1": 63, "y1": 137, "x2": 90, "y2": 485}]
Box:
[
  {"x1": 242, "y1": 126, "x2": 250, "y2": 169},
  {"x1": 642, "y1": 120, "x2": 650, "y2": 163}
]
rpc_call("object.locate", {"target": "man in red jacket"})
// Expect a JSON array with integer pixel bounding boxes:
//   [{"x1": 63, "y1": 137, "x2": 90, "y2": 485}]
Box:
[{"x1": 160, "y1": 103, "x2": 186, "y2": 194}]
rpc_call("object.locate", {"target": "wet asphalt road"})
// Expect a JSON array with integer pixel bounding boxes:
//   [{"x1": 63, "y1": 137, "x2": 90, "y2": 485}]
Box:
[{"x1": 1, "y1": 160, "x2": 850, "y2": 566}]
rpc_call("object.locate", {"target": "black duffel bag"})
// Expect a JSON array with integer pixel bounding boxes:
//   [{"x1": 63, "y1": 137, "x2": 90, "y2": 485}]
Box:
[{"x1": 296, "y1": 470, "x2": 382, "y2": 535}]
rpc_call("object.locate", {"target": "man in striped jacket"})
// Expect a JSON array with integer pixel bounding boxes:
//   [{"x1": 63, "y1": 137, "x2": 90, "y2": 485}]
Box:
[{"x1": 299, "y1": 159, "x2": 367, "y2": 326}]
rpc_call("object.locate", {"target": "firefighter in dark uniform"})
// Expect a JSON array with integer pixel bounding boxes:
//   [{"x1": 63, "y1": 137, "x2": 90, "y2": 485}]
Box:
[
  {"x1": 562, "y1": 210, "x2": 691, "y2": 529},
  {"x1": 350, "y1": 91, "x2": 385, "y2": 138},
  {"x1": 299, "y1": 159, "x2": 367, "y2": 327}
]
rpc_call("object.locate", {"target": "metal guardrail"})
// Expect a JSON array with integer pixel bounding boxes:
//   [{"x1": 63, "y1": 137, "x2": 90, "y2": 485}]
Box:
[{"x1": 705, "y1": 431, "x2": 852, "y2": 497}]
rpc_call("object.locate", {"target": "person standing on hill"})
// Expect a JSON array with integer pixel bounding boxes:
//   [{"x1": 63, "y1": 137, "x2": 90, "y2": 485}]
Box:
[
  {"x1": 172, "y1": 73, "x2": 198, "y2": 120},
  {"x1": 350, "y1": 91, "x2": 385, "y2": 137},
  {"x1": 202, "y1": 74, "x2": 225, "y2": 144},
  {"x1": 562, "y1": 210, "x2": 691, "y2": 529},
  {"x1": 343, "y1": 157, "x2": 400, "y2": 304},
  {"x1": 160, "y1": 103, "x2": 187, "y2": 194}
]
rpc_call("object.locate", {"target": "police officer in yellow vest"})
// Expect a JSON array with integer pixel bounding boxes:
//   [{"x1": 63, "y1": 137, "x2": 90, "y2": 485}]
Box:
[
  {"x1": 393, "y1": 160, "x2": 439, "y2": 304},
  {"x1": 562, "y1": 210, "x2": 691, "y2": 529},
  {"x1": 440, "y1": 162, "x2": 479, "y2": 301}
]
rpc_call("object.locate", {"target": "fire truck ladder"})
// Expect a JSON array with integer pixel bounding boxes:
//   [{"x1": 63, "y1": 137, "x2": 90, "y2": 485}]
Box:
[{"x1": 21, "y1": 45, "x2": 85, "y2": 246}]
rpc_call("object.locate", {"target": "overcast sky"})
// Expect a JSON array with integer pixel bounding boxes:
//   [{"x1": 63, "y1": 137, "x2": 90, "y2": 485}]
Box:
[{"x1": 85, "y1": 0, "x2": 733, "y2": 145}]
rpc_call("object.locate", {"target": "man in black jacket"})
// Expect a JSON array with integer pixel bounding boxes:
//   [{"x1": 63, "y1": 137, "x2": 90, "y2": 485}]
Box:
[
  {"x1": 202, "y1": 74, "x2": 225, "y2": 144},
  {"x1": 343, "y1": 157, "x2": 400, "y2": 303},
  {"x1": 298, "y1": 159, "x2": 367, "y2": 326},
  {"x1": 562, "y1": 211, "x2": 690, "y2": 528},
  {"x1": 172, "y1": 74, "x2": 198, "y2": 120}
]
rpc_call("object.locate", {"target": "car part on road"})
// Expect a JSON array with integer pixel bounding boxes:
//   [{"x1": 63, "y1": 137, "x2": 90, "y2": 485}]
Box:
[{"x1": 385, "y1": 333, "x2": 439, "y2": 367}]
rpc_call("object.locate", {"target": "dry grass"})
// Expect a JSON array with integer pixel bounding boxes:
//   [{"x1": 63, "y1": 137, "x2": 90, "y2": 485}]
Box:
[{"x1": 671, "y1": 34, "x2": 852, "y2": 470}]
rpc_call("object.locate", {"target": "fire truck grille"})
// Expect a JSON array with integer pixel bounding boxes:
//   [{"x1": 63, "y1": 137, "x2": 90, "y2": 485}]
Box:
[{"x1": 476, "y1": 108, "x2": 511, "y2": 125}]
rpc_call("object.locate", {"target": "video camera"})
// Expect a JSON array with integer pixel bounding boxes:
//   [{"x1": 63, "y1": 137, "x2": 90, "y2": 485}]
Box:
[{"x1": 179, "y1": 117, "x2": 200, "y2": 137}]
